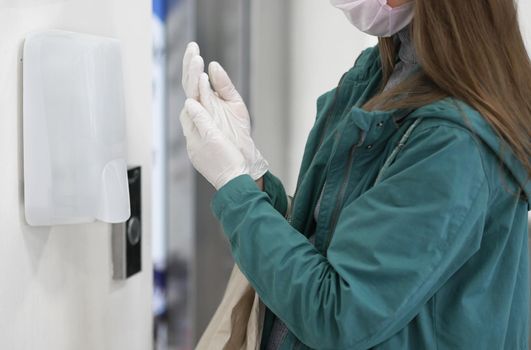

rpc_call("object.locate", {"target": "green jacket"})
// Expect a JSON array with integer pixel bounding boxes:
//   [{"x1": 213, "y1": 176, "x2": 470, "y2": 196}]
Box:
[{"x1": 210, "y1": 46, "x2": 531, "y2": 349}]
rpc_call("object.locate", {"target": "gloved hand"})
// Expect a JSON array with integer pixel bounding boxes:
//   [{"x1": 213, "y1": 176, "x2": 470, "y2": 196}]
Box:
[
  {"x1": 182, "y1": 42, "x2": 204, "y2": 100},
  {"x1": 180, "y1": 98, "x2": 249, "y2": 190},
  {"x1": 198, "y1": 62, "x2": 269, "y2": 180}
]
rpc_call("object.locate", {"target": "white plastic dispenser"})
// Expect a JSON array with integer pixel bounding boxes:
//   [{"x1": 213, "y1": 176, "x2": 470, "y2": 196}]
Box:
[{"x1": 23, "y1": 30, "x2": 131, "y2": 226}]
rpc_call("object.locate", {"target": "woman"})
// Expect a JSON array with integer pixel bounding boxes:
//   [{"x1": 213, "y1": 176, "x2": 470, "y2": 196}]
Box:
[{"x1": 180, "y1": 0, "x2": 531, "y2": 348}]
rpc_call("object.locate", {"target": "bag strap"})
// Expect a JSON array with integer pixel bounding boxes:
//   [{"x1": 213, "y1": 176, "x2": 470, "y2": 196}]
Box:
[{"x1": 373, "y1": 118, "x2": 423, "y2": 186}]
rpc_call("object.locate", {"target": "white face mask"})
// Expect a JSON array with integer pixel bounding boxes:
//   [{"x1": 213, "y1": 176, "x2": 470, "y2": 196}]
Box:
[{"x1": 330, "y1": 0, "x2": 414, "y2": 37}]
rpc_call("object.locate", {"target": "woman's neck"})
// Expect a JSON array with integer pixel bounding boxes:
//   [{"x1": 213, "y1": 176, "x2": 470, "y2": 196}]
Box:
[{"x1": 396, "y1": 24, "x2": 417, "y2": 65}]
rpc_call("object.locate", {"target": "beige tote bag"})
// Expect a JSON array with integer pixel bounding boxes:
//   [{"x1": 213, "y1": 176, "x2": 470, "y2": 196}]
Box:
[{"x1": 195, "y1": 264, "x2": 265, "y2": 350}]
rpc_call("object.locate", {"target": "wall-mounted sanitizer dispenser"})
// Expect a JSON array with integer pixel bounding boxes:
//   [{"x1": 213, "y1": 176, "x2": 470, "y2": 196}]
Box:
[{"x1": 23, "y1": 30, "x2": 131, "y2": 226}]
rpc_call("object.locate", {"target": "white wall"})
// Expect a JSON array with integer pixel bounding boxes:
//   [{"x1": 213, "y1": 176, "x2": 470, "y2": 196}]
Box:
[
  {"x1": 250, "y1": 0, "x2": 291, "y2": 183},
  {"x1": 0, "y1": 1, "x2": 153, "y2": 349},
  {"x1": 519, "y1": 0, "x2": 531, "y2": 47}
]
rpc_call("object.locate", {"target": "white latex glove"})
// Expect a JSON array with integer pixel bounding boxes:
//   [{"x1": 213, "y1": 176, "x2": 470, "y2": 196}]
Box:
[
  {"x1": 182, "y1": 42, "x2": 204, "y2": 100},
  {"x1": 180, "y1": 98, "x2": 249, "y2": 190},
  {"x1": 198, "y1": 63, "x2": 269, "y2": 180}
]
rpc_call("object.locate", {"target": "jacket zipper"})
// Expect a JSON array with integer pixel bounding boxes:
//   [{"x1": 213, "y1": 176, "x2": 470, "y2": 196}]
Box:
[
  {"x1": 288, "y1": 72, "x2": 349, "y2": 226},
  {"x1": 323, "y1": 129, "x2": 367, "y2": 255},
  {"x1": 323, "y1": 113, "x2": 417, "y2": 249}
]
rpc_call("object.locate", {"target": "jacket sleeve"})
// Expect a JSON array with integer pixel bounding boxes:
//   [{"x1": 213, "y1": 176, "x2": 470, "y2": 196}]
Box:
[
  {"x1": 261, "y1": 171, "x2": 289, "y2": 217},
  {"x1": 211, "y1": 125, "x2": 490, "y2": 349}
]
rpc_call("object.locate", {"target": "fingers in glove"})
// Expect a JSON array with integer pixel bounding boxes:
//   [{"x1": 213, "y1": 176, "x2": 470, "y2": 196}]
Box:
[
  {"x1": 182, "y1": 42, "x2": 199, "y2": 88},
  {"x1": 179, "y1": 107, "x2": 196, "y2": 138},
  {"x1": 184, "y1": 56, "x2": 204, "y2": 99},
  {"x1": 182, "y1": 43, "x2": 204, "y2": 99},
  {"x1": 208, "y1": 61, "x2": 242, "y2": 102},
  {"x1": 185, "y1": 98, "x2": 217, "y2": 140},
  {"x1": 198, "y1": 73, "x2": 219, "y2": 113},
  {"x1": 183, "y1": 42, "x2": 199, "y2": 73}
]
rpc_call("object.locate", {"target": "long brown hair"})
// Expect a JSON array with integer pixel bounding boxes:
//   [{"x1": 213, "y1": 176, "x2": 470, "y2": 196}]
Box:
[{"x1": 364, "y1": 0, "x2": 531, "y2": 197}]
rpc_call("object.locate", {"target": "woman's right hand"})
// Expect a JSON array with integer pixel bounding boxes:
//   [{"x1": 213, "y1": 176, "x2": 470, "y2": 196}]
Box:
[{"x1": 181, "y1": 42, "x2": 269, "y2": 181}]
